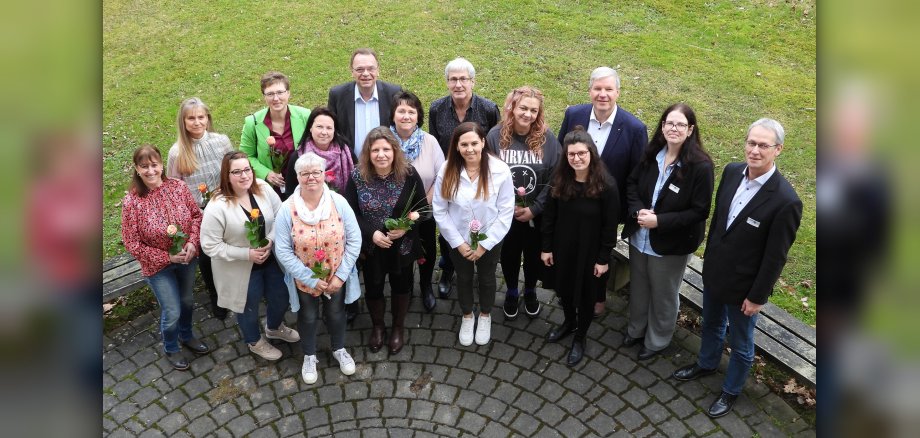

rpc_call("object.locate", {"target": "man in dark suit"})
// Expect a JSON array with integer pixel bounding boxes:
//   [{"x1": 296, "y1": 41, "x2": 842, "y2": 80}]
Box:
[
  {"x1": 327, "y1": 48, "x2": 402, "y2": 158},
  {"x1": 327, "y1": 48, "x2": 402, "y2": 323},
  {"x1": 558, "y1": 67, "x2": 647, "y2": 317},
  {"x1": 672, "y1": 118, "x2": 803, "y2": 418}
]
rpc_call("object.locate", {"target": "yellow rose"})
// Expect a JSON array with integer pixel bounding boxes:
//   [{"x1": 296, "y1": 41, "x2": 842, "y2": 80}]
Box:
[{"x1": 250, "y1": 208, "x2": 260, "y2": 220}]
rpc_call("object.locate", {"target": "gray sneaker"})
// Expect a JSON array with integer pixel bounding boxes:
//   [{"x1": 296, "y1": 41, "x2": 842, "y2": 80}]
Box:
[
  {"x1": 249, "y1": 337, "x2": 282, "y2": 361},
  {"x1": 265, "y1": 323, "x2": 300, "y2": 343}
]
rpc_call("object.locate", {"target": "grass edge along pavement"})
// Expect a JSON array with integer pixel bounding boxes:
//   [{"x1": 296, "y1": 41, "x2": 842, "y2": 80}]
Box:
[{"x1": 102, "y1": 2, "x2": 815, "y2": 320}]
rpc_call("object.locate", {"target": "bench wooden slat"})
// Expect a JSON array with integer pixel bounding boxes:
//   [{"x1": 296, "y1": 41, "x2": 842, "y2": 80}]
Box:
[
  {"x1": 102, "y1": 258, "x2": 141, "y2": 284},
  {"x1": 755, "y1": 313, "x2": 817, "y2": 365},
  {"x1": 762, "y1": 302, "x2": 817, "y2": 347},
  {"x1": 102, "y1": 252, "x2": 137, "y2": 271},
  {"x1": 753, "y1": 329, "x2": 817, "y2": 386},
  {"x1": 103, "y1": 274, "x2": 147, "y2": 303}
]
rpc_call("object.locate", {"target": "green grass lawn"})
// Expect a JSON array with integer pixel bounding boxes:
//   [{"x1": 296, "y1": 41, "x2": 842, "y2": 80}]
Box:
[{"x1": 103, "y1": 0, "x2": 816, "y2": 324}]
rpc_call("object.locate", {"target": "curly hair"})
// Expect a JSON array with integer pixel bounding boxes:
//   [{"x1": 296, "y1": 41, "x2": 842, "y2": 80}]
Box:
[
  {"x1": 551, "y1": 126, "x2": 611, "y2": 200},
  {"x1": 498, "y1": 86, "x2": 547, "y2": 159}
]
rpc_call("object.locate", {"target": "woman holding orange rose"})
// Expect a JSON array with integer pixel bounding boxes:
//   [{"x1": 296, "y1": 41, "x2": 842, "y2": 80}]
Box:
[
  {"x1": 200, "y1": 151, "x2": 300, "y2": 363},
  {"x1": 167, "y1": 97, "x2": 235, "y2": 319},
  {"x1": 240, "y1": 71, "x2": 311, "y2": 200},
  {"x1": 122, "y1": 145, "x2": 209, "y2": 371},
  {"x1": 274, "y1": 152, "x2": 362, "y2": 385}
]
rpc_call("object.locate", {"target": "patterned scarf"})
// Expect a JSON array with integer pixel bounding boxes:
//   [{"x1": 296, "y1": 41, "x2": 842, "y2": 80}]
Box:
[
  {"x1": 298, "y1": 140, "x2": 354, "y2": 191},
  {"x1": 390, "y1": 126, "x2": 424, "y2": 162}
]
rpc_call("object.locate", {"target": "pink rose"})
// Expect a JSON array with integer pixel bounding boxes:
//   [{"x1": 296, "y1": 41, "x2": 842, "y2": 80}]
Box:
[
  {"x1": 325, "y1": 170, "x2": 336, "y2": 183},
  {"x1": 469, "y1": 219, "x2": 482, "y2": 233},
  {"x1": 408, "y1": 211, "x2": 420, "y2": 221},
  {"x1": 166, "y1": 224, "x2": 178, "y2": 236},
  {"x1": 516, "y1": 186, "x2": 526, "y2": 196},
  {"x1": 266, "y1": 136, "x2": 277, "y2": 147},
  {"x1": 315, "y1": 249, "x2": 326, "y2": 261}
]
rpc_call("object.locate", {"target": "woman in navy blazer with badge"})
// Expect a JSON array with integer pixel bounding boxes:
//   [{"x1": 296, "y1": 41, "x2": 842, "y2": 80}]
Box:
[{"x1": 622, "y1": 103, "x2": 714, "y2": 361}]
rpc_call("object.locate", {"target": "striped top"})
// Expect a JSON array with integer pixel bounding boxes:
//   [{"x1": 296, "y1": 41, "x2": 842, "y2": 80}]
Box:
[{"x1": 167, "y1": 131, "x2": 235, "y2": 207}]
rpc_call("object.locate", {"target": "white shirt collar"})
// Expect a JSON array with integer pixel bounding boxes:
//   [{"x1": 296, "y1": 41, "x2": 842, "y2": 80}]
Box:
[
  {"x1": 742, "y1": 163, "x2": 777, "y2": 185},
  {"x1": 353, "y1": 83, "x2": 379, "y2": 103},
  {"x1": 590, "y1": 104, "x2": 618, "y2": 126}
]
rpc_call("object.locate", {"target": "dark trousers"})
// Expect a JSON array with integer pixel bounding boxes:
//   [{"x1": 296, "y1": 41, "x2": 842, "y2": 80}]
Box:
[
  {"x1": 297, "y1": 289, "x2": 346, "y2": 355},
  {"x1": 438, "y1": 234, "x2": 455, "y2": 273},
  {"x1": 449, "y1": 242, "x2": 503, "y2": 315},
  {"x1": 418, "y1": 218, "x2": 436, "y2": 286},
  {"x1": 198, "y1": 251, "x2": 220, "y2": 309},
  {"x1": 364, "y1": 263, "x2": 413, "y2": 299},
  {"x1": 500, "y1": 218, "x2": 542, "y2": 291}
]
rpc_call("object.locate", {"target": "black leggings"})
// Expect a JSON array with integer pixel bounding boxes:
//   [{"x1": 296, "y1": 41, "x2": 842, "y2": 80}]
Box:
[
  {"x1": 418, "y1": 218, "x2": 436, "y2": 285},
  {"x1": 500, "y1": 218, "x2": 542, "y2": 290},
  {"x1": 363, "y1": 263, "x2": 413, "y2": 299}
]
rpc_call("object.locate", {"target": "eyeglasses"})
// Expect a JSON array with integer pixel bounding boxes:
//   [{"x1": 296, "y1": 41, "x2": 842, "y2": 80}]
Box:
[
  {"x1": 298, "y1": 170, "x2": 324, "y2": 179},
  {"x1": 352, "y1": 66, "x2": 378, "y2": 74},
  {"x1": 744, "y1": 140, "x2": 779, "y2": 150},
  {"x1": 263, "y1": 90, "x2": 288, "y2": 98},
  {"x1": 663, "y1": 121, "x2": 689, "y2": 131},
  {"x1": 448, "y1": 77, "x2": 472, "y2": 85},
  {"x1": 229, "y1": 167, "x2": 252, "y2": 176},
  {"x1": 567, "y1": 151, "x2": 589, "y2": 159}
]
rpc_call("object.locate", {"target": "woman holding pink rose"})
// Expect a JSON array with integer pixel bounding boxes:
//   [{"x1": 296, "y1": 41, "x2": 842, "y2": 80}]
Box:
[
  {"x1": 200, "y1": 151, "x2": 300, "y2": 363},
  {"x1": 486, "y1": 86, "x2": 561, "y2": 322},
  {"x1": 283, "y1": 106, "x2": 355, "y2": 195},
  {"x1": 432, "y1": 122, "x2": 514, "y2": 347},
  {"x1": 274, "y1": 152, "x2": 362, "y2": 385},
  {"x1": 121, "y1": 145, "x2": 210, "y2": 371},
  {"x1": 240, "y1": 71, "x2": 312, "y2": 200},
  {"x1": 344, "y1": 127, "x2": 429, "y2": 355}
]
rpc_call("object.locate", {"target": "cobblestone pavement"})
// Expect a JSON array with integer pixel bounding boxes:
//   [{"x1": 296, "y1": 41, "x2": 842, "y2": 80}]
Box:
[{"x1": 103, "y1": 271, "x2": 815, "y2": 437}]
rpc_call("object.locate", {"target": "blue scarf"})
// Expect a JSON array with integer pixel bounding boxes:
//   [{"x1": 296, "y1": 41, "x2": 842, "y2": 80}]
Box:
[{"x1": 390, "y1": 126, "x2": 424, "y2": 162}]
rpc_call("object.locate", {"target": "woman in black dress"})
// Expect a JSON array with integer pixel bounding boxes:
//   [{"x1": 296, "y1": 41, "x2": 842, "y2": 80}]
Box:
[{"x1": 541, "y1": 126, "x2": 619, "y2": 366}]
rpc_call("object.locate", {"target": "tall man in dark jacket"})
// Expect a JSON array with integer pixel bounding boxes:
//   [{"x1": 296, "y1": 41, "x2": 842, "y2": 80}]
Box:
[{"x1": 672, "y1": 118, "x2": 803, "y2": 418}]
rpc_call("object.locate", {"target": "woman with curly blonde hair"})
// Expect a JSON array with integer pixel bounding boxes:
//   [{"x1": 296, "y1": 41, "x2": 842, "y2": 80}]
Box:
[{"x1": 485, "y1": 86, "x2": 561, "y2": 322}]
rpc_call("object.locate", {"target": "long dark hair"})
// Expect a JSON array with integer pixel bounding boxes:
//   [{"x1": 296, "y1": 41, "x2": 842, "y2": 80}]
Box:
[
  {"x1": 551, "y1": 126, "x2": 610, "y2": 200},
  {"x1": 643, "y1": 103, "x2": 712, "y2": 181},
  {"x1": 300, "y1": 106, "x2": 349, "y2": 149},
  {"x1": 218, "y1": 151, "x2": 262, "y2": 202},
  {"x1": 440, "y1": 122, "x2": 492, "y2": 201}
]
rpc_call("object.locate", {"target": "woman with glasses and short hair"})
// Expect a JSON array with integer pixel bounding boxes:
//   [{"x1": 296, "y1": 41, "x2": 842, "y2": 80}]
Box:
[
  {"x1": 166, "y1": 97, "x2": 235, "y2": 320},
  {"x1": 200, "y1": 151, "x2": 300, "y2": 363},
  {"x1": 622, "y1": 103, "x2": 714, "y2": 361},
  {"x1": 240, "y1": 71, "x2": 312, "y2": 199}
]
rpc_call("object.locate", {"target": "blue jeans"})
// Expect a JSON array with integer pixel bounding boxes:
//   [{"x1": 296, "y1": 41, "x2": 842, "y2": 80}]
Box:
[
  {"x1": 145, "y1": 259, "x2": 199, "y2": 353},
  {"x1": 697, "y1": 288, "x2": 758, "y2": 395},
  {"x1": 236, "y1": 259, "x2": 288, "y2": 344},
  {"x1": 297, "y1": 288, "x2": 346, "y2": 355}
]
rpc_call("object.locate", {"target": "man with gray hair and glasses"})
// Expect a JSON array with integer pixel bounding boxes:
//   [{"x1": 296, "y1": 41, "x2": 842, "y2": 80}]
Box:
[
  {"x1": 428, "y1": 57, "x2": 500, "y2": 299},
  {"x1": 672, "y1": 118, "x2": 802, "y2": 419},
  {"x1": 558, "y1": 66, "x2": 647, "y2": 317}
]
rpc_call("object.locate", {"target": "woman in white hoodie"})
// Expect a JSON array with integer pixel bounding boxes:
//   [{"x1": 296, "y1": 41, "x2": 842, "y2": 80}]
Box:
[{"x1": 201, "y1": 151, "x2": 300, "y2": 362}]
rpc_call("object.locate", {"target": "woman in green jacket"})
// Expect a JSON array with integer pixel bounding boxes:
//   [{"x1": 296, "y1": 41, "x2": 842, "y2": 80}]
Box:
[{"x1": 240, "y1": 71, "x2": 311, "y2": 200}]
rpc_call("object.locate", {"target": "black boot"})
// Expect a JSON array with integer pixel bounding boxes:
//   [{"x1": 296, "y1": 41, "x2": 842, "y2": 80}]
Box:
[
  {"x1": 389, "y1": 294, "x2": 410, "y2": 354},
  {"x1": 437, "y1": 267, "x2": 454, "y2": 299},
  {"x1": 567, "y1": 336, "x2": 585, "y2": 366},
  {"x1": 420, "y1": 282, "x2": 436, "y2": 312},
  {"x1": 345, "y1": 301, "x2": 359, "y2": 324}
]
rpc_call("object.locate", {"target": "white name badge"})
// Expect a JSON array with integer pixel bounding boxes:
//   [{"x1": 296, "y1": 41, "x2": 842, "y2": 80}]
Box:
[
  {"x1": 746, "y1": 217, "x2": 761, "y2": 228},
  {"x1": 669, "y1": 183, "x2": 680, "y2": 194}
]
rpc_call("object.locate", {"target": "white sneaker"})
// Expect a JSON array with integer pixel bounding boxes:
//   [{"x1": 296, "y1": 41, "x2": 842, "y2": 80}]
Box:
[
  {"x1": 301, "y1": 355, "x2": 319, "y2": 384},
  {"x1": 265, "y1": 323, "x2": 300, "y2": 343},
  {"x1": 475, "y1": 314, "x2": 491, "y2": 345},
  {"x1": 248, "y1": 337, "x2": 282, "y2": 361},
  {"x1": 332, "y1": 348, "x2": 356, "y2": 376},
  {"x1": 459, "y1": 315, "x2": 475, "y2": 346}
]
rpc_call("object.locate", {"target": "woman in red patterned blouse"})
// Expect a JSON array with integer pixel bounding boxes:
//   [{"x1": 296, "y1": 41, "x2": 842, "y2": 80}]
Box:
[{"x1": 121, "y1": 145, "x2": 211, "y2": 371}]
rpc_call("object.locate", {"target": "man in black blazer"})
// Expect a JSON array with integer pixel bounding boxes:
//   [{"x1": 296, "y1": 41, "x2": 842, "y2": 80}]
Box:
[
  {"x1": 672, "y1": 118, "x2": 803, "y2": 419},
  {"x1": 558, "y1": 66, "x2": 648, "y2": 316},
  {"x1": 327, "y1": 48, "x2": 402, "y2": 158},
  {"x1": 327, "y1": 48, "x2": 402, "y2": 323}
]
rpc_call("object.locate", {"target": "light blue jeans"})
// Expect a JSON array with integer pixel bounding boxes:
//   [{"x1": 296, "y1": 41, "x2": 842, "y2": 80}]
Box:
[{"x1": 145, "y1": 259, "x2": 199, "y2": 353}]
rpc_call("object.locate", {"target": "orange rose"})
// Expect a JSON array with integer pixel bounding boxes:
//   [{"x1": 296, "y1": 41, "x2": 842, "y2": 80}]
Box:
[
  {"x1": 250, "y1": 208, "x2": 260, "y2": 220},
  {"x1": 198, "y1": 183, "x2": 208, "y2": 193}
]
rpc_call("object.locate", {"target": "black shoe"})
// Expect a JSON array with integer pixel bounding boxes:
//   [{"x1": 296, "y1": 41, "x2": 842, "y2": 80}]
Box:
[
  {"x1": 421, "y1": 283, "x2": 436, "y2": 312},
  {"x1": 345, "y1": 302, "x2": 359, "y2": 324},
  {"x1": 523, "y1": 292, "x2": 542, "y2": 318},
  {"x1": 672, "y1": 363, "x2": 718, "y2": 381},
  {"x1": 622, "y1": 334, "x2": 642, "y2": 348},
  {"x1": 503, "y1": 293, "x2": 519, "y2": 321},
  {"x1": 707, "y1": 391, "x2": 738, "y2": 418},
  {"x1": 638, "y1": 346, "x2": 661, "y2": 361},
  {"x1": 567, "y1": 338, "x2": 585, "y2": 366},
  {"x1": 546, "y1": 321, "x2": 576, "y2": 343},
  {"x1": 437, "y1": 269, "x2": 453, "y2": 299},
  {"x1": 212, "y1": 306, "x2": 228, "y2": 320},
  {"x1": 181, "y1": 338, "x2": 211, "y2": 355},
  {"x1": 165, "y1": 351, "x2": 189, "y2": 371}
]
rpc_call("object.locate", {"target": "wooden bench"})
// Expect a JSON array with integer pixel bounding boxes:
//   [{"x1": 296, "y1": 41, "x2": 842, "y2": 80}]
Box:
[
  {"x1": 103, "y1": 253, "x2": 146, "y2": 303},
  {"x1": 610, "y1": 240, "x2": 817, "y2": 387}
]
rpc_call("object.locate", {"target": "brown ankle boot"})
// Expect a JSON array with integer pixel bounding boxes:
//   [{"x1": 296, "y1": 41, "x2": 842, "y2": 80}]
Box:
[
  {"x1": 388, "y1": 293, "x2": 410, "y2": 354},
  {"x1": 366, "y1": 298, "x2": 386, "y2": 353}
]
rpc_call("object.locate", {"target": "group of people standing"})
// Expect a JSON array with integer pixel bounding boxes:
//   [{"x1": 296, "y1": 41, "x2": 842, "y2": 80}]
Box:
[{"x1": 120, "y1": 48, "x2": 802, "y2": 419}]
